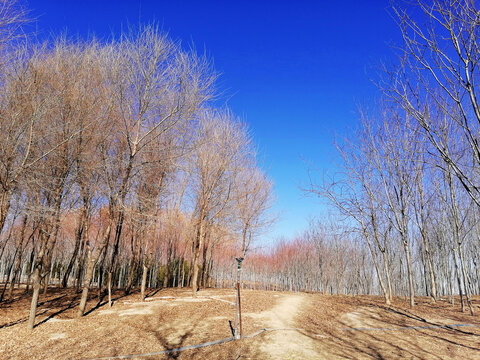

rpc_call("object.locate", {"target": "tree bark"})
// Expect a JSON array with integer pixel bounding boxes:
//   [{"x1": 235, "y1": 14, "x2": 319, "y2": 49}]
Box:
[
  {"x1": 78, "y1": 249, "x2": 96, "y2": 317},
  {"x1": 140, "y1": 261, "x2": 148, "y2": 301},
  {"x1": 403, "y1": 239, "x2": 415, "y2": 308},
  {"x1": 28, "y1": 265, "x2": 42, "y2": 329},
  {"x1": 78, "y1": 223, "x2": 110, "y2": 317},
  {"x1": 191, "y1": 220, "x2": 205, "y2": 297}
]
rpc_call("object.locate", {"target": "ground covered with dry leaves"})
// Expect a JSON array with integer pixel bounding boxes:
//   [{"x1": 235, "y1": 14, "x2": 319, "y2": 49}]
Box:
[{"x1": 1, "y1": 287, "x2": 479, "y2": 359}]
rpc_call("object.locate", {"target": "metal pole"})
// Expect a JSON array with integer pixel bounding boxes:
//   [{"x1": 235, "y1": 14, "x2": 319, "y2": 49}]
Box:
[
  {"x1": 238, "y1": 280, "x2": 242, "y2": 337},
  {"x1": 234, "y1": 257, "x2": 243, "y2": 340}
]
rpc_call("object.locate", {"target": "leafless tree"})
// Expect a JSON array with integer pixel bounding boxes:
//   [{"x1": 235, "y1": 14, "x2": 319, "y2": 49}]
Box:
[
  {"x1": 189, "y1": 109, "x2": 251, "y2": 296},
  {"x1": 22, "y1": 39, "x2": 112, "y2": 328},
  {"x1": 234, "y1": 166, "x2": 275, "y2": 257},
  {"x1": 388, "y1": 0, "x2": 480, "y2": 207},
  {"x1": 307, "y1": 120, "x2": 394, "y2": 305},
  {"x1": 78, "y1": 25, "x2": 215, "y2": 314}
]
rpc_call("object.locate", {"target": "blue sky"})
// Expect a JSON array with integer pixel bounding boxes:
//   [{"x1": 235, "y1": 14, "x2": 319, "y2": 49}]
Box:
[{"x1": 25, "y1": 0, "x2": 401, "y2": 244}]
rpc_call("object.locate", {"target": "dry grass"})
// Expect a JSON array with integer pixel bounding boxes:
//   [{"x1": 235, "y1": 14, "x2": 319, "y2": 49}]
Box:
[
  {"x1": 297, "y1": 294, "x2": 480, "y2": 359},
  {"x1": 0, "y1": 287, "x2": 275, "y2": 359},
  {"x1": 1, "y1": 288, "x2": 480, "y2": 359}
]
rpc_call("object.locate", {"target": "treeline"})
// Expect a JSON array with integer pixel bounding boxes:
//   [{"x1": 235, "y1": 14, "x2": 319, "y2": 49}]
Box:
[
  {"x1": 0, "y1": 3, "x2": 273, "y2": 329},
  {"x1": 211, "y1": 221, "x2": 375, "y2": 295},
  {"x1": 212, "y1": 205, "x2": 480, "y2": 308}
]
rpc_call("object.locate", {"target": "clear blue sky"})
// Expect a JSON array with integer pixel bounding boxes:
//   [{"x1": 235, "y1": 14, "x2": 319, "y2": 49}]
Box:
[{"x1": 25, "y1": 0, "x2": 401, "y2": 244}]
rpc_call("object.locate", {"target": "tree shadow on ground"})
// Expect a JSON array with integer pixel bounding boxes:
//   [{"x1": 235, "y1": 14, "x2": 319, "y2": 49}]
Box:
[
  {"x1": 35, "y1": 297, "x2": 78, "y2": 327},
  {"x1": 146, "y1": 288, "x2": 162, "y2": 298},
  {"x1": 297, "y1": 295, "x2": 480, "y2": 359},
  {"x1": 0, "y1": 287, "x2": 141, "y2": 329},
  {"x1": 83, "y1": 290, "x2": 134, "y2": 316},
  {"x1": 0, "y1": 308, "x2": 48, "y2": 329}
]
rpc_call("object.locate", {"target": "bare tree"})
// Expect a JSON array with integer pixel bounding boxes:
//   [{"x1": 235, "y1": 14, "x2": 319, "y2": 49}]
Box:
[
  {"x1": 77, "y1": 26, "x2": 215, "y2": 313},
  {"x1": 234, "y1": 166, "x2": 275, "y2": 257},
  {"x1": 189, "y1": 109, "x2": 251, "y2": 296},
  {"x1": 23, "y1": 39, "x2": 111, "y2": 328},
  {"x1": 307, "y1": 121, "x2": 394, "y2": 305},
  {"x1": 388, "y1": 0, "x2": 480, "y2": 207}
]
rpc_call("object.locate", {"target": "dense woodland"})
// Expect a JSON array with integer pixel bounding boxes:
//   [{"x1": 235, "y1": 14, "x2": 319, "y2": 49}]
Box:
[{"x1": 1, "y1": 0, "x2": 480, "y2": 331}]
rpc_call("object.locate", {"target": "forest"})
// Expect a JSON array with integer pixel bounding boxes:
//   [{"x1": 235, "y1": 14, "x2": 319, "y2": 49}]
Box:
[{"x1": 0, "y1": 0, "x2": 480, "y2": 341}]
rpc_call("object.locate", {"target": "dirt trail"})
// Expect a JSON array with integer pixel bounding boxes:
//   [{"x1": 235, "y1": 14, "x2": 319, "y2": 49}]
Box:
[{"x1": 257, "y1": 294, "x2": 320, "y2": 359}]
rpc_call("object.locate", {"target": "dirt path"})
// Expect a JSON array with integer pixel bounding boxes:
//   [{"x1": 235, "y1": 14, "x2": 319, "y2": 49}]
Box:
[{"x1": 256, "y1": 294, "x2": 320, "y2": 359}]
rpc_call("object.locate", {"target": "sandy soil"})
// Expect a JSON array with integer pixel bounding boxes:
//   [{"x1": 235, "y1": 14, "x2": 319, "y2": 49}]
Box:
[{"x1": 1, "y1": 288, "x2": 479, "y2": 359}]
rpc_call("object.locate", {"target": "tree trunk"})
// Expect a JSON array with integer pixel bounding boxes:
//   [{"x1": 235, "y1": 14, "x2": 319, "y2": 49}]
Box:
[
  {"x1": 364, "y1": 229, "x2": 390, "y2": 305},
  {"x1": 458, "y1": 244, "x2": 474, "y2": 315},
  {"x1": 141, "y1": 263, "x2": 148, "y2": 301},
  {"x1": 453, "y1": 248, "x2": 465, "y2": 312},
  {"x1": 0, "y1": 256, "x2": 14, "y2": 302},
  {"x1": 200, "y1": 240, "x2": 209, "y2": 287},
  {"x1": 191, "y1": 221, "x2": 205, "y2": 297},
  {"x1": 125, "y1": 260, "x2": 136, "y2": 294},
  {"x1": 421, "y1": 231, "x2": 437, "y2": 302},
  {"x1": 9, "y1": 216, "x2": 29, "y2": 299},
  {"x1": 62, "y1": 223, "x2": 83, "y2": 288},
  {"x1": 108, "y1": 271, "x2": 113, "y2": 307},
  {"x1": 78, "y1": 249, "x2": 96, "y2": 317},
  {"x1": 403, "y1": 240, "x2": 415, "y2": 307},
  {"x1": 28, "y1": 266, "x2": 42, "y2": 329},
  {"x1": 76, "y1": 241, "x2": 87, "y2": 292},
  {"x1": 381, "y1": 251, "x2": 393, "y2": 303},
  {"x1": 78, "y1": 223, "x2": 110, "y2": 316},
  {"x1": 25, "y1": 248, "x2": 35, "y2": 294}
]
